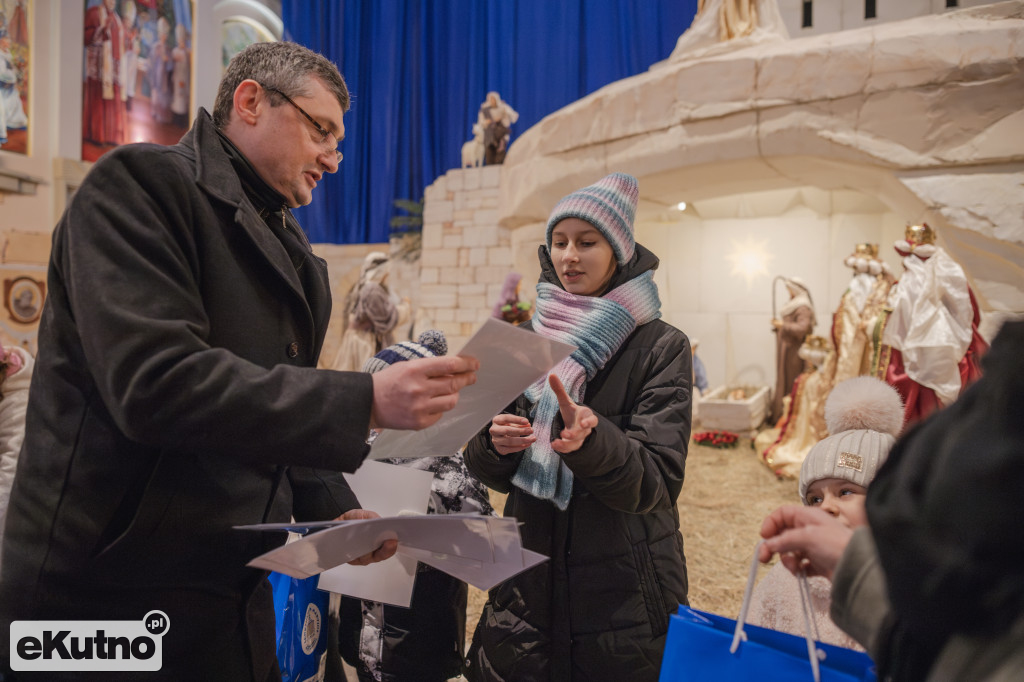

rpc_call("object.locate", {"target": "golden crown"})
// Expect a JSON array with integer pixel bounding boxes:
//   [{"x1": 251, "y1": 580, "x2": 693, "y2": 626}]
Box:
[
  {"x1": 854, "y1": 243, "x2": 879, "y2": 259},
  {"x1": 905, "y1": 223, "x2": 936, "y2": 246}
]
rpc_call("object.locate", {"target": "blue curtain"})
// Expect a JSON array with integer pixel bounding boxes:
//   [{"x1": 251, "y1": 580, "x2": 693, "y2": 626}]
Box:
[{"x1": 282, "y1": 0, "x2": 698, "y2": 245}]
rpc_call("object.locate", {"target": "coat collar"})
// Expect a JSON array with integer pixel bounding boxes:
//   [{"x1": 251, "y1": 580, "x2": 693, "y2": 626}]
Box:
[{"x1": 180, "y1": 109, "x2": 331, "y2": 358}]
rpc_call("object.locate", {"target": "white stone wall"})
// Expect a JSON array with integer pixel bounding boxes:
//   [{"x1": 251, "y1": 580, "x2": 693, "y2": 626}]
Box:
[
  {"x1": 635, "y1": 186, "x2": 906, "y2": 391},
  {"x1": 416, "y1": 166, "x2": 514, "y2": 350},
  {"x1": 498, "y1": 3, "x2": 1024, "y2": 336},
  {"x1": 312, "y1": 164, "x2": 516, "y2": 361}
]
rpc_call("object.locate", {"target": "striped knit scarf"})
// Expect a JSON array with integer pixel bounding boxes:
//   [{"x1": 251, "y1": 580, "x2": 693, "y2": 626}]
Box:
[{"x1": 511, "y1": 270, "x2": 662, "y2": 509}]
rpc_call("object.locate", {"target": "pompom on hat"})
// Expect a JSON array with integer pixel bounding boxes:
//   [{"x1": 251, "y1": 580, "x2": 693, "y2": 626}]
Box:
[
  {"x1": 546, "y1": 172, "x2": 638, "y2": 266},
  {"x1": 361, "y1": 330, "x2": 448, "y2": 374},
  {"x1": 799, "y1": 376, "x2": 905, "y2": 501}
]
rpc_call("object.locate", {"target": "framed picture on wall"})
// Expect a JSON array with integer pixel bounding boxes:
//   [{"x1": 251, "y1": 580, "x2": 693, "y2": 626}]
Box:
[
  {"x1": 5, "y1": 275, "x2": 42, "y2": 324},
  {"x1": 82, "y1": 0, "x2": 194, "y2": 163},
  {"x1": 0, "y1": 267, "x2": 46, "y2": 354},
  {"x1": 0, "y1": 0, "x2": 31, "y2": 155}
]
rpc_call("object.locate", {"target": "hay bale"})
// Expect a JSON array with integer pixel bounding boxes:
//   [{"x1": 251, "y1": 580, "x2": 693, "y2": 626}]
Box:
[{"x1": 679, "y1": 439, "x2": 797, "y2": 616}]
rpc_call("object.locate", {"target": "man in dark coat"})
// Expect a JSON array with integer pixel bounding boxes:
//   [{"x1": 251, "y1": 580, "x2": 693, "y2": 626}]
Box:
[{"x1": 0, "y1": 42, "x2": 477, "y2": 681}]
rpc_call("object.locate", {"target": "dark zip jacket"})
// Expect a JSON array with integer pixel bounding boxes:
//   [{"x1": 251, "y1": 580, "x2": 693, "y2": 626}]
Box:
[{"x1": 464, "y1": 242, "x2": 692, "y2": 681}]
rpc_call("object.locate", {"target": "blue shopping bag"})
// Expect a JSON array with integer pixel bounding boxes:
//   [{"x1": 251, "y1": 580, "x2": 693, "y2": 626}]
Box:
[
  {"x1": 661, "y1": 542, "x2": 876, "y2": 681},
  {"x1": 270, "y1": 571, "x2": 331, "y2": 682},
  {"x1": 658, "y1": 605, "x2": 877, "y2": 681}
]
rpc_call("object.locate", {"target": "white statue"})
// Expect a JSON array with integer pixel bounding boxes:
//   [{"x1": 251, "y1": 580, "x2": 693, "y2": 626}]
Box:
[
  {"x1": 461, "y1": 122, "x2": 484, "y2": 168},
  {"x1": 667, "y1": 0, "x2": 789, "y2": 63}
]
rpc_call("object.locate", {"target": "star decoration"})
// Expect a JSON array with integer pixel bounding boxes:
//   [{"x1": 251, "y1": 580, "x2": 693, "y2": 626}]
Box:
[{"x1": 725, "y1": 236, "x2": 774, "y2": 289}]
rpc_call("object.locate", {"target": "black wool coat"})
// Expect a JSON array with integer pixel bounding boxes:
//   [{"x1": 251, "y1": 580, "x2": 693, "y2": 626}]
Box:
[
  {"x1": 464, "y1": 245, "x2": 692, "y2": 682},
  {"x1": 0, "y1": 110, "x2": 372, "y2": 680}
]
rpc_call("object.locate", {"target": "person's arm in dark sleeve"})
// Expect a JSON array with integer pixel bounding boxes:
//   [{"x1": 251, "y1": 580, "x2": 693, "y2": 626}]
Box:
[
  {"x1": 559, "y1": 331, "x2": 691, "y2": 514},
  {"x1": 56, "y1": 147, "x2": 373, "y2": 472},
  {"x1": 289, "y1": 467, "x2": 361, "y2": 521},
  {"x1": 830, "y1": 526, "x2": 894, "y2": 658}
]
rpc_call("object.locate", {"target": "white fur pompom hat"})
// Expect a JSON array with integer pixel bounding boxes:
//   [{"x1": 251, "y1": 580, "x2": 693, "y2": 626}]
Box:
[{"x1": 799, "y1": 377, "x2": 905, "y2": 502}]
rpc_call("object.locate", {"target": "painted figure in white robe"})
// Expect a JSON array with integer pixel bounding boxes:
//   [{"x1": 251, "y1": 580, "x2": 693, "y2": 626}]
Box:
[
  {"x1": 0, "y1": 35, "x2": 27, "y2": 144},
  {"x1": 832, "y1": 244, "x2": 895, "y2": 385},
  {"x1": 874, "y1": 223, "x2": 987, "y2": 426}
]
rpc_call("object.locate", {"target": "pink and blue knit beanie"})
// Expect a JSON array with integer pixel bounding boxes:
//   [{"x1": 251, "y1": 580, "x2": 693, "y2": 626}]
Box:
[
  {"x1": 361, "y1": 330, "x2": 448, "y2": 374},
  {"x1": 546, "y1": 172, "x2": 638, "y2": 266}
]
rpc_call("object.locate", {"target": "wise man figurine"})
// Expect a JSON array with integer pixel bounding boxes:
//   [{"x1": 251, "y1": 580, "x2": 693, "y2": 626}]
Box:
[{"x1": 874, "y1": 223, "x2": 988, "y2": 425}]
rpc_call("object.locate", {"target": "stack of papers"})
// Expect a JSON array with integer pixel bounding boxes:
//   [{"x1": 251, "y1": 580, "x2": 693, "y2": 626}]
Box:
[
  {"x1": 243, "y1": 514, "x2": 545, "y2": 607},
  {"x1": 239, "y1": 319, "x2": 576, "y2": 607}
]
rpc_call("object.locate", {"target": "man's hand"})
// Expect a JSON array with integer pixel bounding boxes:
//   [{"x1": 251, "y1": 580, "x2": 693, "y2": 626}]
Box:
[
  {"x1": 335, "y1": 509, "x2": 398, "y2": 566},
  {"x1": 489, "y1": 413, "x2": 535, "y2": 456},
  {"x1": 548, "y1": 374, "x2": 597, "y2": 454},
  {"x1": 370, "y1": 356, "x2": 479, "y2": 430},
  {"x1": 757, "y1": 505, "x2": 853, "y2": 581}
]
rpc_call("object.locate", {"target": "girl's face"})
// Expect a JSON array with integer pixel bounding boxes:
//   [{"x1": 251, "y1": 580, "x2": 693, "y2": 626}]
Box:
[
  {"x1": 804, "y1": 478, "x2": 868, "y2": 528},
  {"x1": 550, "y1": 218, "x2": 617, "y2": 297}
]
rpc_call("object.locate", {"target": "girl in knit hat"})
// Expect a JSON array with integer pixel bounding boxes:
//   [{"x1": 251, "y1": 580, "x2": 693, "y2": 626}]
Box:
[
  {"x1": 747, "y1": 376, "x2": 904, "y2": 649},
  {"x1": 338, "y1": 330, "x2": 494, "y2": 682},
  {"x1": 463, "y1": 173, "x2": 693, "y2": 681}
]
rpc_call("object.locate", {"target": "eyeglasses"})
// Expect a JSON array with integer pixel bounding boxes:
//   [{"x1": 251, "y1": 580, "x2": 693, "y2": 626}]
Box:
[{"x1": 261, "y1": 84, "x2": 343, "y2": 163}]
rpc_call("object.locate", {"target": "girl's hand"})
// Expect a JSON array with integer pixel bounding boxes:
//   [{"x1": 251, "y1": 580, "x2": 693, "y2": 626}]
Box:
[
  {"x1": 489, "y1": 413, "x2": 535, "y2": 456},
  {"x1": 548, "y1": 374, "x2": 598, "y2": 454}
]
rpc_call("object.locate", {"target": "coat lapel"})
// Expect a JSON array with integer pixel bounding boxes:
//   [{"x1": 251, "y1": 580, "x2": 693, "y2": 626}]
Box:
[{"x1": 187, "y1": 110, "x2": 331, "y2": 355}]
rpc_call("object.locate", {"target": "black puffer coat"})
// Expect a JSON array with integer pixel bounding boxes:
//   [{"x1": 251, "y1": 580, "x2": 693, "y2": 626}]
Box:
[{"x1": 463, "y1": 244, "x2": 691, "y2": 682}]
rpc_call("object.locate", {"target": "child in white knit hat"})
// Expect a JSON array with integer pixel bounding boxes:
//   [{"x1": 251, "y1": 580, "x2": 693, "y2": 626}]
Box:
[{"x1": 747, "y1": 376, "x2": 904, "y2": 649}]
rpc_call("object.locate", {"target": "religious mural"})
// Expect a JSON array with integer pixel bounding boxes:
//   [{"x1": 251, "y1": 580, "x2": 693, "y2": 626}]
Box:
[
  {"x1": 0, "y1": 0, "x2": 30, "y2": 155},
  {"x1": 82, "y1": 0, "x2": 193, "y2": 162}
]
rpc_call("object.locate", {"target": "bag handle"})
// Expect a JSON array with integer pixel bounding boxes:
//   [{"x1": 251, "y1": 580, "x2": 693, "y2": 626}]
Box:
[{"x1": 731, "y1": 540, "x2": 824, "y2": 682}]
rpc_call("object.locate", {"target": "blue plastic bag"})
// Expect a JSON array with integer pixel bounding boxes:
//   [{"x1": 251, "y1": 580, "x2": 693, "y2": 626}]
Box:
[
  {"x1": 270, "y1": 571, "x2": 330, "y2": 682},
  {"x1": 659, "y1": 605, "x2": 877, "y2": 681}
]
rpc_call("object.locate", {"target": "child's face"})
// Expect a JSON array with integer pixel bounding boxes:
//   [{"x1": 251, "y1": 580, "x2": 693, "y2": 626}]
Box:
[{"x1": 804, "y1": 478, "x2": 868, "y2": 528}]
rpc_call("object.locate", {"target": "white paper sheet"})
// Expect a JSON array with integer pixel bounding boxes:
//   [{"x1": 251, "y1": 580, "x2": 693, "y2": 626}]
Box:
[
  {"x1": 315, "y1": 460, "x2": 434, "y2": 605},
  {"x1": 401, "y1": 546, "x2": 548, "y2": 592},
  {"x1": 368, "y1": 318, "x2": 575, "y2": 460},
  {"x1": 246, "y1": 514, "x2": 546, "y2": 600}
]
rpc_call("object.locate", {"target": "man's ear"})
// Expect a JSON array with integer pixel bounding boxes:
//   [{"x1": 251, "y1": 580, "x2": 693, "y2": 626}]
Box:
[{"x1": 232, "y1": 79, "x2": 263, "y2": 126}]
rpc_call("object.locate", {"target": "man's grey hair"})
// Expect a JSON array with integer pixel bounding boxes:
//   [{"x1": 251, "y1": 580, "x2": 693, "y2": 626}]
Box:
[{"x1": 213, "y1": 42, "x2": 349, "y2": 128}]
